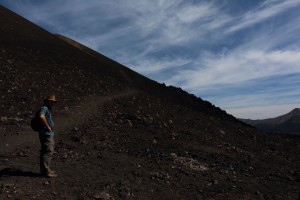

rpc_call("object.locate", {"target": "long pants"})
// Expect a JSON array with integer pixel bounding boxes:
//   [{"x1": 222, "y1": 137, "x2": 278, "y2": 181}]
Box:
[{"x1": 39, "y1": 133, "x2": 54, "y2": 174}]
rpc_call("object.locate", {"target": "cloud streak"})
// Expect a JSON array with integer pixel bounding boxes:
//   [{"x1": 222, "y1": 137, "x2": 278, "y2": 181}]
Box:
[
  {"x1": 168, "y1": 49, "x2": 300, "y2": 89},
  {"x1": 1, "y1": 0, "x2": 300, "y2": 119},
  {"x1": 225, "y1": 0, "x2": 300, "y2": 34}
]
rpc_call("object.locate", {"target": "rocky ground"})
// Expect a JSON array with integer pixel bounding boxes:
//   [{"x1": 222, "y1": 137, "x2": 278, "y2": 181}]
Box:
[
  {"x1": 1, "y1": 89, "x2": 299, "y2": 199},
  {"x1": 0, "y1": 4, "x2": 300, "y2": 200}
]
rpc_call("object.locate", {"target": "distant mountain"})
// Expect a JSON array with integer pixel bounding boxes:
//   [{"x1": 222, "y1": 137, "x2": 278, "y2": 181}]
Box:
[
  {"x1": 1, "y1": 4, "x2": 299, "y2": 199},
  {"x1": 240, "y1": 108, "x2": 300, "y2": 134}
]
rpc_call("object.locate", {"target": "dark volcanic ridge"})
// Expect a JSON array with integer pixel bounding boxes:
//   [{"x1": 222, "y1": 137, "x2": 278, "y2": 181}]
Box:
[
  {"x1": 240, "y1": 108, "x2": 300, "y2": 135},
  {"x1": 0, "y1": 4, "x2": 299, "y2": 200}
]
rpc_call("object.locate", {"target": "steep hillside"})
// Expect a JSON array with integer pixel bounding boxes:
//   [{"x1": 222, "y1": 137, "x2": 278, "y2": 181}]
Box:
[
  {"x1": 0, "y1": 5, "x2": 299, "y2": 200},
  {"x1": 55, "y1": 34, "x2": 231, "y2": 120},
  {"x1": 240, "y1": 108, "x2": 300, "y2": 135}
]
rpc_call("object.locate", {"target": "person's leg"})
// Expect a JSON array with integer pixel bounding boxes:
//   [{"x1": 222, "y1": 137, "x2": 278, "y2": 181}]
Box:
[
  {"x1": 39, "y1": 133, "x2": 55, "y2": 176},
  {"x1": 39, "y1": 133, "x2": 47, "y2": 175},
  {"x1": 43, "y1": 136, "x2": 54, "y2": 173}
]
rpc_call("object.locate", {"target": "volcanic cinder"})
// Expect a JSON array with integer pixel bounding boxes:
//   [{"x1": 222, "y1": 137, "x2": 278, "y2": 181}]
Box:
[{"x1": 0, "y1": 5, "x2": 299, "y2": 200}]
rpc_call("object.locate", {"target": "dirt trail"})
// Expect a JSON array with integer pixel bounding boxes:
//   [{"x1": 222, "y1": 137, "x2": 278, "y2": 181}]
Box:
[{"x1": 0, "y1": 90, "x2": 138, "y2": 154}]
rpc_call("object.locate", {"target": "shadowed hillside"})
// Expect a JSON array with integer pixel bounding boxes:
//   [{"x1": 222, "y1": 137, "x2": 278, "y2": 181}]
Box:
[
  {"x1": 0, "y1": 5, "x2": 299, "y2": 200},
  {"x1": 240, "y1": 108, "x2": 300, "y2": 135}
]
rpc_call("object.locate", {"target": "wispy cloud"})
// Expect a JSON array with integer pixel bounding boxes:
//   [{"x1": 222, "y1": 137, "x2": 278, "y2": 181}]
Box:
[
  {"x1": 198, "y1": 73, "x2": 300, "y2": 119},
  {"x1": 130, "y1": 57, "x2": 191, "y2": 75},
  {"x1": 167, "y1": 49, "x2": 300, "y2": 89},
  {"x1": 1, "y1": 0, "x2": 300, "y2": 119},
  {"x1": 225, "y1": 0, "x2": 300, "y2": 34}
]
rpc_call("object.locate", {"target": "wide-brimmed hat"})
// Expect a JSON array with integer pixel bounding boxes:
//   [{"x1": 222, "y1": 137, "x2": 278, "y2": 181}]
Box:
[{"x1": 44, "y1": 95, "x2": 58, "y2": 102}]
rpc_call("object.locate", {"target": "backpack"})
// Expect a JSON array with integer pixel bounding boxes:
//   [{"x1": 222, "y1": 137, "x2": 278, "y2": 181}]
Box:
[{"x1": 31, "y1": 110, "x2": 43, "y2": 132}]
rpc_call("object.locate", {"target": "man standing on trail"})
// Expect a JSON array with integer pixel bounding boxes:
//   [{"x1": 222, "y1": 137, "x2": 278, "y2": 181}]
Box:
[{"x1": 39, "y1": 95, "x2": 58, "y2": 178}]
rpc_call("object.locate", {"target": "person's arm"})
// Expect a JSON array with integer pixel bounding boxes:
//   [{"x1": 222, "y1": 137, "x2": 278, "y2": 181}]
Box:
[{"x1": 40, "y1": 114, "x2": 52, "y2": 132}]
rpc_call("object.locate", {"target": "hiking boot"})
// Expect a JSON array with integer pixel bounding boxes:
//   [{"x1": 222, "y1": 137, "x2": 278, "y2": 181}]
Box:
[
  {"x1": 41, "y1": 171, "x2": 58, "y2": 178},
  {"x1": 47, "y1": 171, "x2": 58, "y2": 178}
]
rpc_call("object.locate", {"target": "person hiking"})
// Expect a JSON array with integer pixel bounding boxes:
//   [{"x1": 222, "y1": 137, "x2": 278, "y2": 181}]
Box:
[{"x1": 38, "y1": 95, "x2": 58, "y2": 178}]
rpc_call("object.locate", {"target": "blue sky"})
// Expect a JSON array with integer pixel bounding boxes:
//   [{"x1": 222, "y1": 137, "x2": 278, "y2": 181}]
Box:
[{"x1": 1, "y1": 0, "x2": 300, "y2": 119}]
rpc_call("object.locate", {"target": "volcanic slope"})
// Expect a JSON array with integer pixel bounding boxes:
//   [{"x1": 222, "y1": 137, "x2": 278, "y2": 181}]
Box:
[
  {"x1": 0, "y1": 5, "x2": 299, "y2": 200},
  {"x1": 240, "y1": 108, "x2": 300, "y2": 135}
]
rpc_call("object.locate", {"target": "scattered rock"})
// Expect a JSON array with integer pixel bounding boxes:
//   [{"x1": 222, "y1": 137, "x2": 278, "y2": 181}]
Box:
[
  {"x1": 170, "y1": 153, "x2": 177, "y2": 159},
  {"x1": 127, "y1": 120, "x2": 133, "y2": 128},
  {"x1": 0, "y1": 8, "x2": 299, "y2": 200},
  {"x1": 174, "y1": 156, "x2": 208, "y2": 171},
  {"x1": 43, "y1": 181, "x2": 50, "y2": 185},
  {"x1": 93, "y1": 191, "x2": 112, "y2": 200}
]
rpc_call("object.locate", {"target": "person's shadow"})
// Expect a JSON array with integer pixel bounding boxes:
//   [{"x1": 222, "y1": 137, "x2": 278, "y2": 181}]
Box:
[{"x1": 0, "y1": 168, "x2": 40, "y2": 177}]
